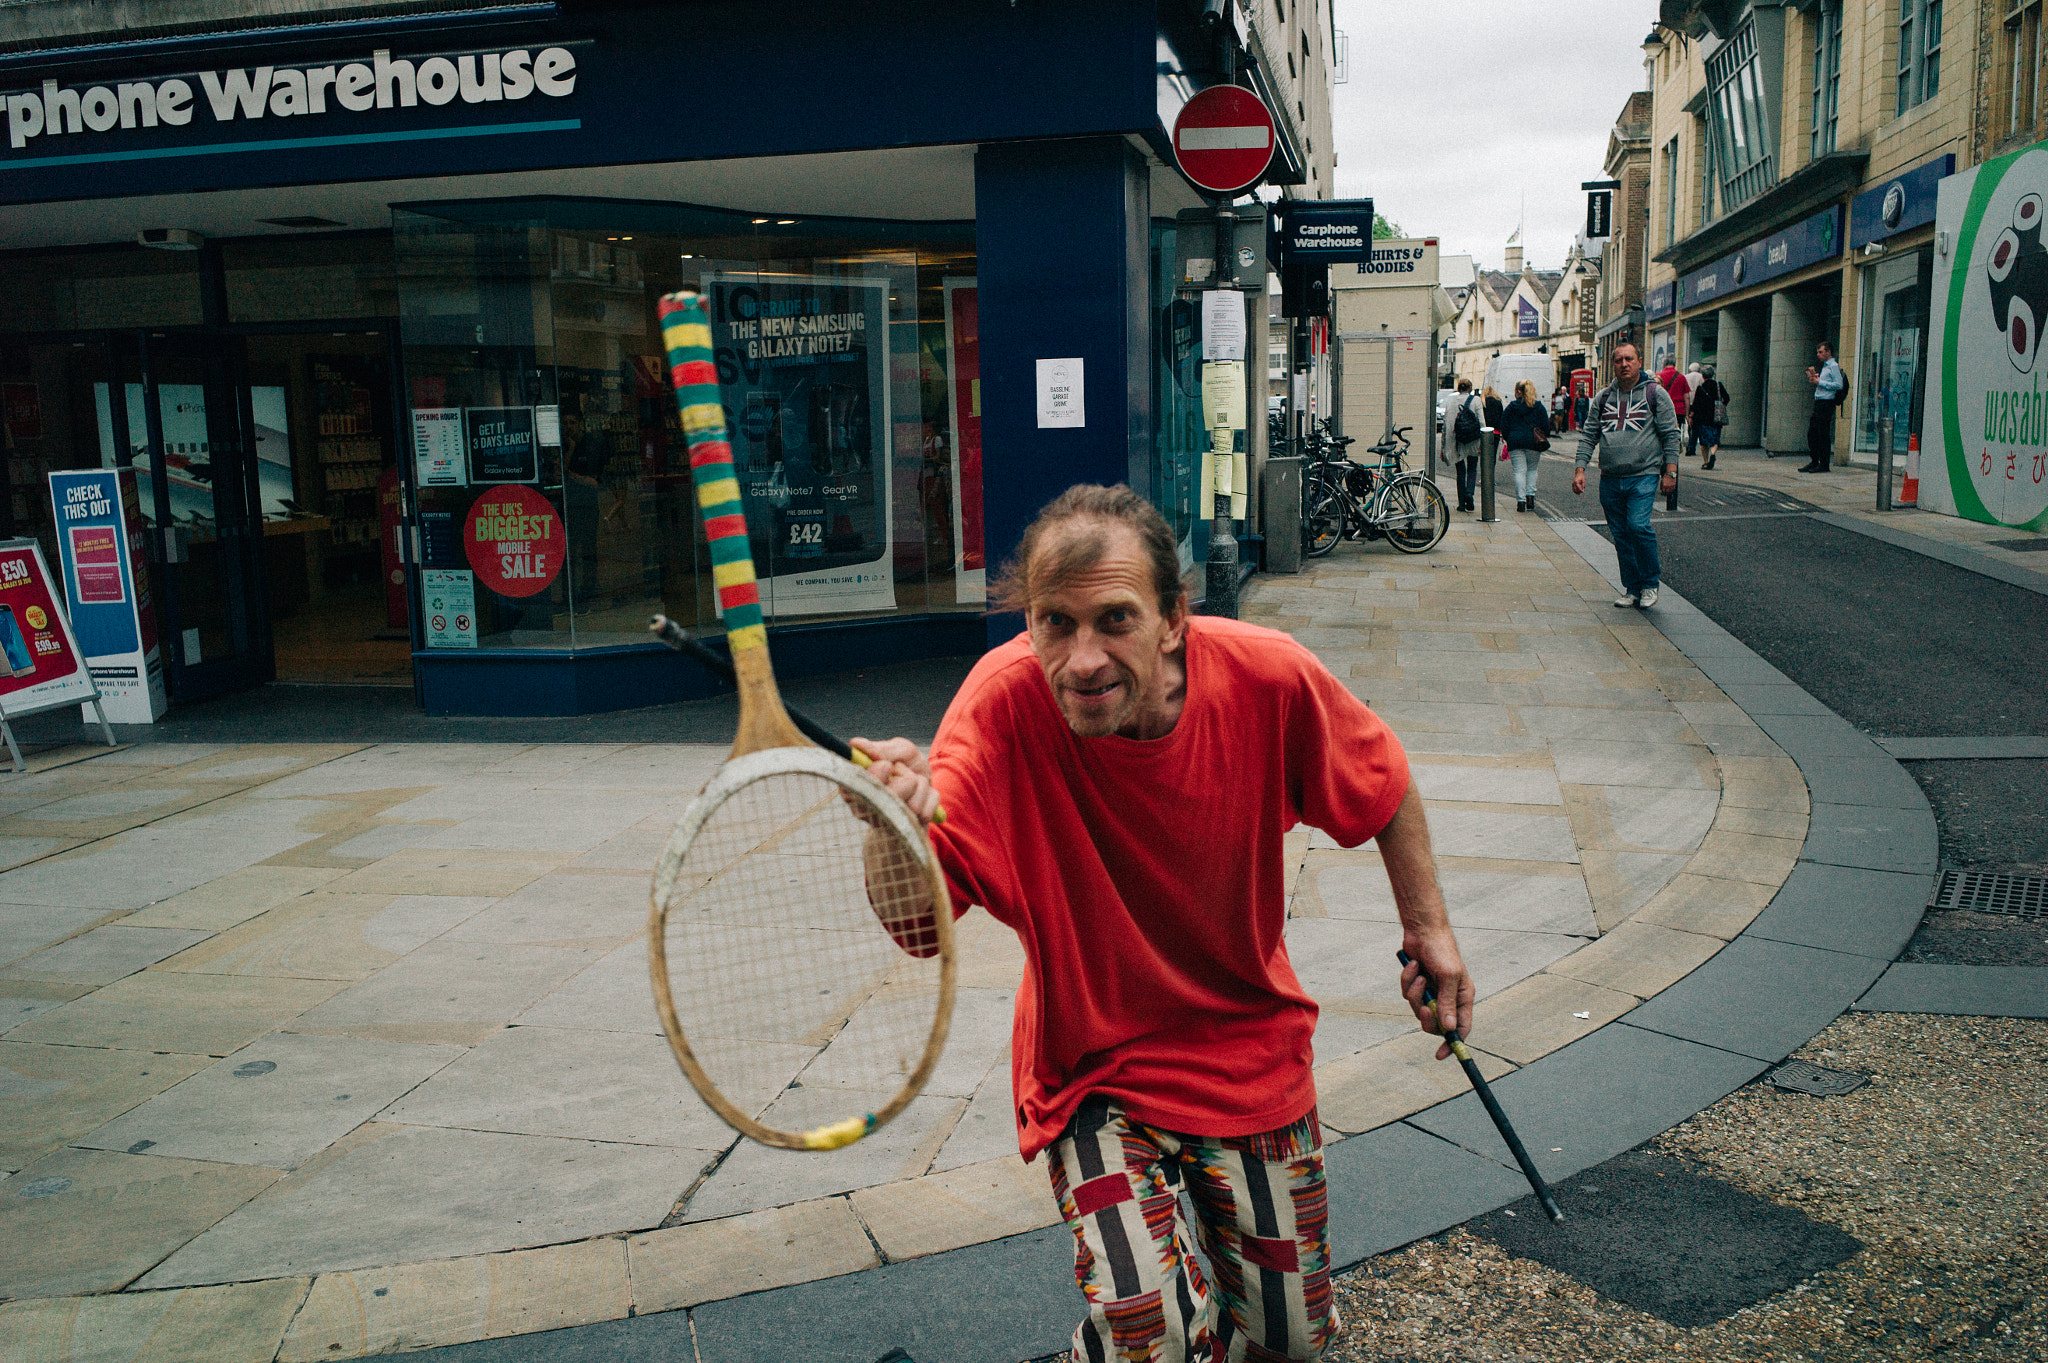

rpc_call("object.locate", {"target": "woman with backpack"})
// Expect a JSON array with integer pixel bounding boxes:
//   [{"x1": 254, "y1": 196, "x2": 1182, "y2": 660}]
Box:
[
  {"x1": 1449, "y1": 378, "x2": 1484, "y2": 512},
  {"x1": 1497, "y1": 379, "x2": 1552, "y2": 512},
  {"x1": 1692, "y1": 363, "x2": 1729, "y2": 470}
]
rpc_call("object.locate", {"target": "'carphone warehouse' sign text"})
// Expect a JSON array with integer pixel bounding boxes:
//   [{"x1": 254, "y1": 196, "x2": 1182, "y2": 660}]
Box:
[{"x1": 5, "y1": 46, "x2": 578, "y2": 154}]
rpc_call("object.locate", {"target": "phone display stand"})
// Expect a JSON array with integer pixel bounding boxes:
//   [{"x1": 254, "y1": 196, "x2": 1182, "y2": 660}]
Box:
[{"x1": 0, "y1": 537, "x2": 119, "y2": 775}]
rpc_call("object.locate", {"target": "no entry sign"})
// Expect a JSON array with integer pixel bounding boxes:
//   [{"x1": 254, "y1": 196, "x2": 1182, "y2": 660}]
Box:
[{"x1": 1172, "y1": 85, "x2": 1275, "y2": 196}]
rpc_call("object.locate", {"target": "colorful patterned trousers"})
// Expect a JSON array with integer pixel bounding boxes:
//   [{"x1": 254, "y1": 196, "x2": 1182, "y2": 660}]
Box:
[{"x1": 1047, "y1": 1095, "x2": 1337, "y2": 1363}]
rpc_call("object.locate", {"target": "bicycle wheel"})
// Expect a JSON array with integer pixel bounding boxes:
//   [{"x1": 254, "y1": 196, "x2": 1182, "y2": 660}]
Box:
[
  {"x1": 1378, "y1": 475, "x2": 1449, "y2": 554},
  {"x1": 1303, "y1": 485, "x2": 1343, "y2": 557}
]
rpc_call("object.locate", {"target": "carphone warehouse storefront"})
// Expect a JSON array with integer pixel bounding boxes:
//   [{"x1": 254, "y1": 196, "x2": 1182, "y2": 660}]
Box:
[{"x1": 0, "y1": 1, "x2": 1293, "y2": 714}]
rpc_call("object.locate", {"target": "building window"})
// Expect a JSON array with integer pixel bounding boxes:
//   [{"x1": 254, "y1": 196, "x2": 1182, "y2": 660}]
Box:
[
  {"x1": 1812, "y1": 0, "x2": 1843, "y2": 156},
  {"x1": 2008, "y1": 2, "x2": 2044, "y2": 141},
  {"x1": 1663, "y1": 137, "x2": 1679, "y2": 248},
  {"x1": 1706, "y1": 22, "x2": 1775, "y2": 211},
  {"x1": 1898, "y1": 0, "x2": 1944, "y2": 115}
]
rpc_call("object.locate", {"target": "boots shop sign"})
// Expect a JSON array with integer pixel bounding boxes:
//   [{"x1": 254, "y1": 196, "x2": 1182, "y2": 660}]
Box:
[{"x1": 1, "y1": 42, "x2": 582, "y2": 179}]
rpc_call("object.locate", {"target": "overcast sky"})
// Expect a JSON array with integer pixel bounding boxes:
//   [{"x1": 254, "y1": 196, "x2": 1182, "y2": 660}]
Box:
[{"x1": 1329, "y1": 0, "x2": 1657, "y2": 273}]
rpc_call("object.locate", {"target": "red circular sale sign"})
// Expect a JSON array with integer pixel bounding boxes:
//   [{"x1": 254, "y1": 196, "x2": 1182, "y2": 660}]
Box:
[{"x1": 464, "y1": 485, "x2": 564, "y2": 598}]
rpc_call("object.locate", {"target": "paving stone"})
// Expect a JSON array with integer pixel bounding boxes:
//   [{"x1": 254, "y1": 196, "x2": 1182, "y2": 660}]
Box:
[
  {"x1": 0, "y1": 801, "x2": 332, "y2": 910},
  {"x1": 631, "y1": 1197, "x2": 879, "y2": 1313},
  {"x1": 360, "y1": 896, "x2": 498, "y2": 954},
  {"x1": 0, "y1": 1275, "x2": 310, "y2": 1363},
  {"x1": 1580, "y1": 850, "x2": 1692, "y2": 931},
  {"x1": 1621, "y1": 936, "x2": 1889, "y2": 1062},
  {"x1": 1515, "y1": 707, "x2": 1691, "y2": 742},
  {"x1": 122, "y1": 865, "x2": 348, "y2": 931},
  {"x1": 1690, "y1": 654, "x2": 1796, "y2": 687},
  {"x1": 1751, "y1": 712, "x2": 1886, "y2": 760},
  {"x1": 682, "y1": 1092, "x2": 967, "y2": 1222},
  {"x1": 1424, "y1": 808, "x2": 1580, "y2": 863},
  {"x1": 0, "y1": 837, "x2": 69, "y2": 871},
  {"x1": 1682, "y1": 829, "x2": 1802, "y2": 886},
  {"x1": 138, "y1": 1125, "x2": 702, "y2": 1288},
  {"x1": 76, "y1": 1033, "x2": 464, "y2": 1169},
  {"x1": 569, "y1": 828, "x2": 672, "y2": 871},
  {"x1": 852, "y1": 1155, "x2": 1061, "y2": 1262},
  {"x1": 279, "y1": 1239, "x2": 629, "y2": 1362},
  {"x1": 1600, "y1": 785, "x2": 1718, "y2": 852},
  {"x1": 687, "y1": 1223, "x2": 1072, "y2": 1363},
  {"x1": 1316, "y1": 1028, "x2": 1517, "y2": 1135},
  {"x1": 1406, "y1": 1022, "x2": 1766, "y2": 1186},
  {"x1": 1691, "y1": 723, "x2": 1786, "y2": 757},
  {"x1": 1551, "y1": 742, "x2": 1713, "y2": 789},
  {"x1": 325, "y1": 849, "x2": 571, "y2": 900},
  {"x1": 1285, "y1": 919, "x2": 1584, "y2": 1008},
  {"x1": 509, "y1": 938, "x2": 662, "y2": 1034},
  {"x1": 382, "y1": 1024, "x2": 732, "y2": 1150},
  {"x1": 1713, "y1": 682, "x2": 1836, "y2": 716},
  {"x1": 16, "y1": 786, "x2": 198, "y2": 822},
  {"x1": 148, "y1": 893, "x2": 405, "y2": 981},
  {"x1": 1465, "y1": 971, "x2": 1639, "y2": 1064},
  {"x1": 1744, "y1": 865, "x2": 1935, "y2": 961},
  {"x1": 0, "y1": 992, "x2": 74, "y2": 1041},
  {"x1": 1545, "y1": 920, "x2": 1727, "y2": 999},
  {"x1": 0, "y1": 1041, "x2": 212, "y2": 1171},
  {"x1": 414, "y1": 790, "x2": 677, "y2": 853},
  {"x1": 438, "y1": 873, "x2": 648, "y2": 949},
  {"x1": 1631, "y1": 873, "x2": 1777, "y2": 939},
  {"x1": 1299, "y1": 859, "x2": 1594, "y2": 935},
  {"x1": 0, "y1": 903, "x2": 127, "y2": 969},
  {"x1": 7, "y1": 972, "x2": 347, "y2": 1056},
  {"x1": 1799, "y1": 801, "x2": 1940, "y2": 874},
  {"x1": 1799, "y1": 754, "x2": 1929, "y2": 810},
  {"x1": 0, "y1": 1147, "x2": 283, "y2": 1299},
  {"x1": 329, "y1": 823, "x2": 442, "y2": 859},
  {"x1": 1323, "y1": 1121, "x2": 1534, "y2": 1268},
  {"x1": 928, "y1": 1052, "x2": 1021, "y2": 1174},
  {"x1": 1853, "y1": 963, "x2": 2048, "y2": 1018},
  {"x1": 289, "y1": 940, "x2": 598, "y2": 1037}
]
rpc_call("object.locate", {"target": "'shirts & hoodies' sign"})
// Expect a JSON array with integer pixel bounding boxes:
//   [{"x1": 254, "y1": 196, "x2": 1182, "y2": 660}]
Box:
[{"x1": 3, "y1": 44, "x2": 580, "y2": 159}]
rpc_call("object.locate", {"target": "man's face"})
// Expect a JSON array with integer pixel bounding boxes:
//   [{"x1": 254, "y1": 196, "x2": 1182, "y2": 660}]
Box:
[
  {"x1": 1027, "y1": 526, "x2": 1187, "y2": 738},
  {"x1": 1613, "y1": 347, "x2": 1641, "y2": 385},
  {"x1": 562, "y1": 413, "x2": 584, "y2": 441},
  {"x1": 1816, "y1": 344, "x2": 1832, "y2": 364}
]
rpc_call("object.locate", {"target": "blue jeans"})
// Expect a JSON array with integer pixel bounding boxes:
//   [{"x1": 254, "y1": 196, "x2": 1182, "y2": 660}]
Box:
[
  {"x1": 1599, "y1": 471, "x2": 1661, "y2": 596},
  {"x1": 1510, "y1": 448, "x2": 1541, "y2": 500}
]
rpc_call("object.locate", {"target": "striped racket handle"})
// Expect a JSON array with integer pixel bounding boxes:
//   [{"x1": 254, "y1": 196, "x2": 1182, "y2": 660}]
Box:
[{"x1": 660, "y1": 291, "x2": 766, "y2": 654}]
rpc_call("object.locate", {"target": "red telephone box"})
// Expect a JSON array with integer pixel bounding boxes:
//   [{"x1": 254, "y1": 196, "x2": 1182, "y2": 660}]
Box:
[{"x1": 1568, "y1": 369, "x2": 1595, "y2": 431}]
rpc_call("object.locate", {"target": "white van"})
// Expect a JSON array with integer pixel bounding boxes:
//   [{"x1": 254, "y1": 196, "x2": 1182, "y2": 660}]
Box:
[{"x1": 1481, "y1": 353, "x2": 1558, "y2": 403}]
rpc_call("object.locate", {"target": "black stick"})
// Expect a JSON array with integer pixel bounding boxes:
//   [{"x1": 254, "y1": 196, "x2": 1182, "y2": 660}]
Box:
[
  {"x1": 1397, "y1": 949, "x2": 1564, "y2": 1222},
  {"x1": 648, "y1": 614, "x2": 856, "y2": 760}
]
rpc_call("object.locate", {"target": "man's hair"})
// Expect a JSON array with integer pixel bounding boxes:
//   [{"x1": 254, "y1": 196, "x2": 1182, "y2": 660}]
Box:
[
  {"x1": 1817, "y1": 341, "x2": 1834, "y2": 355},
  {"x1": 991, "y1": 484, "x2": 1183, "y2": 617},
  {"x1": 1456, "y1": 377, "x2": 1473, "y2": 392}
]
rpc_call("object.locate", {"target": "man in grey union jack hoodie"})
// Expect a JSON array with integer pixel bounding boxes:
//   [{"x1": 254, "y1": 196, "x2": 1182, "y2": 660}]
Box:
[{"x1": 1572, "y1": 342, "x2": 1682, "y2": 609}]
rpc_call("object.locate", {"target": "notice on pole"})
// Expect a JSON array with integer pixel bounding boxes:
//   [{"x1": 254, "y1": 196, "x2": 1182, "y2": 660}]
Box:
[
  {"x1": 1201, "y1": 290, "x2": 1246, "y2": 362},
  {"x1": 413, "y1": 408, "x2": 465, "y2": 487},
  {"x1": 1035, "y1": 358, "x2": 1085, "y2": 429},
  {"x1": 422, "y1": 568, "x2": 478, "y2": 649},
  {"x1": 1202, "y1": 359, "x2": 1247, "y2": 432}
]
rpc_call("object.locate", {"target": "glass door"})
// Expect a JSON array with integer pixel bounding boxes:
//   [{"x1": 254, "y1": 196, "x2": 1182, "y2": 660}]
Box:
[{"x1": 132, "y1": 330, "x2": 274, "y2": 699}]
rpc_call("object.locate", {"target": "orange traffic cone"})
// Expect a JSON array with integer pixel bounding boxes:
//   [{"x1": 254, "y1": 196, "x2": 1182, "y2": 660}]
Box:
[{"x1": 1900, "y1": 434, "x2": 1920, "y2": 505}]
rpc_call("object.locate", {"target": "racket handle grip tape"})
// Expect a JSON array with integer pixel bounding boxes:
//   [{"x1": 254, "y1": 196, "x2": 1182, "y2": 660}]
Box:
[
  {"x1": 801, "y1": 1113, "x2": 878, "y2": 1150},
  {"x1": 1396, "y1": 950, "x2": 1565, "y2": 1223}
]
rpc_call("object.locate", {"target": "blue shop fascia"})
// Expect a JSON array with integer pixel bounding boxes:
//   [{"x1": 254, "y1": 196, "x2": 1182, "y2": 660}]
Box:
[{"x1": 0, "y1": 1, "x2": 1307, "y2": 716}]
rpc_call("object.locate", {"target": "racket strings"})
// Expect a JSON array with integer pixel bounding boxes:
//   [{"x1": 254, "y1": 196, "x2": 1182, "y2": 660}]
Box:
[{"x1": 659, "y1": 769, "x2": 944, "y2": 1132}]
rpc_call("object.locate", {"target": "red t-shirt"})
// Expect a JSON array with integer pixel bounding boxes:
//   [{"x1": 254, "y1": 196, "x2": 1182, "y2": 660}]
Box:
[{"x1": 927, "y1": 616, "x2": 1410, "y2": 1160}]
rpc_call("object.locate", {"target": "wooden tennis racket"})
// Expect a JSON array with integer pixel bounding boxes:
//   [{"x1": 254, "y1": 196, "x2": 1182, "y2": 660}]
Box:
[{"x1": 648, "y1": 290, "x2": 955, "y2": 1152}]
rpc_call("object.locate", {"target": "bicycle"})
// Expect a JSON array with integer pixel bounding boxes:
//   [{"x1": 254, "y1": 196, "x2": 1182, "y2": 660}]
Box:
[{"x1": 1301, "y1": 425, "x2": 1449, "y2": 557}]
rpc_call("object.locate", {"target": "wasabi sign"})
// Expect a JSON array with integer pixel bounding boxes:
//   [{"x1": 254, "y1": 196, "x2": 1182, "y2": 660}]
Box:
[{"x1": 1924, "y1": 141, "x2": 2048, "y2": 529}]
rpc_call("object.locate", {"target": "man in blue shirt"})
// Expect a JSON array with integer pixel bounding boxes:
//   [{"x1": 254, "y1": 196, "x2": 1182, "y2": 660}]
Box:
[{"x1": 1801, "y1": 341, "x2": 1846, "y2": 473}]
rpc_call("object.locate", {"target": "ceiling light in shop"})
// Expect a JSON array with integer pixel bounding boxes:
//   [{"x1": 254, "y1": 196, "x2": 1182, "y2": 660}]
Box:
[
  {"x1": 752, "y1": 218, "x2": 770, "y2": 224},
  {"x1": 776, "y1": 219, "x2": 797, "y2": 225}
]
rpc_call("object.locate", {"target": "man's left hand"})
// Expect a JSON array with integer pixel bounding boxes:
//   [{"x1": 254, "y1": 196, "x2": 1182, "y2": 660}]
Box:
[{"x1": 1399, "y1": 930, "x2": 1474, "y2": 1060}]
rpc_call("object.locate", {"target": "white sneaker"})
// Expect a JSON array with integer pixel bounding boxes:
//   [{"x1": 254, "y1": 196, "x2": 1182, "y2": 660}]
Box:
[
  {"x1": 1638, "y1": 587, "x2": 1660, "y2": 608},
  {"x1": 1612, "y1": 592, "x2": 1638, "y2": 608}
]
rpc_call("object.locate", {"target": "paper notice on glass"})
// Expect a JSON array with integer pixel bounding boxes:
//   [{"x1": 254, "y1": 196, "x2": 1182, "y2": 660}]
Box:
[
  {"x1": 1201, "y1": 289, "x2": 1246, "y2": 362},
  {"x1": 1036, "y1": 358, "x2": 1085, "y2": 428},
  {"x1": 412, "y1": 409, "x2": 465, "y2": 487},
  {"x1": 535, "y1": 404, "x2": 562, "y2": 447},
  {"x1": 1202, "y1": 360, "x2": 1247, "y2": 432}
]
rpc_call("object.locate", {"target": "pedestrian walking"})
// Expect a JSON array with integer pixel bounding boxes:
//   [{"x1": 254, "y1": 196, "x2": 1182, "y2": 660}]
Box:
[
  {"x1": 1692, "y1": 364, "x2": 1729, "y2": 470},
  {"x1": 1682, "y1": 361, "x2": 1704, "y2": 458},
  {"x1": 1449, "y1": 377, "x2": 1484, "y2": 513},
  {"x1": 1497, "y1": 380, "x2": 1552, "y2": 513},
  {"x1": 855, "y1": 484, "x2": 1474, "y2": 1363},
  {"x1": 1658, "y1": 359, "x2": 1690, "y2": 431},
  {"x1": 1482, "y1": 384, "x2": 1505, "y2": 490},
  {"x1": 1801, "y1": 341, "x2": 1845, "y2": 472},
  {"x1": 1572, "y1": 342, "x2": 1681, "y2": 609}
]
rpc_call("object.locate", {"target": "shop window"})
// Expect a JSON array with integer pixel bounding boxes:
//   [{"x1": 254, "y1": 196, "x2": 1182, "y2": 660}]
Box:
[
  {"x1": 1854, "y1": 249, "x2": 1932, "y2": 456},
  {"x1": 0, "y1": 247, "x2": 201, "y2": 333},
  {"x1": 1663, "y1": 137, "x2": 1679, "y2": 249},
  {"x1": 1812, "y1": 0, "x2": 1843, "y2": 157},
  {"x1": 392, "y1": 206, "x2": 978, "y2": 655},
  {"x1": 2006, "y1": 1, "x2": 2044, "y2": 143},
  {"x1": 1149, "y1": 223, "x2": 1205, "y2": 571},
  {"x1": 1706, "y1": 22, "x2": 1776, "y2": 212},
  {"x1": 1897, "y1": 0, "x2": 1943, "y2": 115},
  {"x1": 223, "y1": 235, "x2": 397, "y2": 322}
]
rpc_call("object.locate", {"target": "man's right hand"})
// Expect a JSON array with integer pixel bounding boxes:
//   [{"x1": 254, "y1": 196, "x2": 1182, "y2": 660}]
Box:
[
  {"x1": 850, "y1": 737, "x2": 940, "y2": 825},
  {"x1": 1572, "y1": 468, "x2": 1587, "y2": 496}
]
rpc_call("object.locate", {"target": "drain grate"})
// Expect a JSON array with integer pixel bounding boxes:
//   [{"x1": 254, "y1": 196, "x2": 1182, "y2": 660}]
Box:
[
  {"x1": 1988, "y1": 537, "x2": 2048, "y2": 552},
  {"x1": 1768, "y1": 1060, "x2": 1870, "y2": 1096},
  {"x1": 1929, "y1": 868, "x2": 2048, "y2": 919}
]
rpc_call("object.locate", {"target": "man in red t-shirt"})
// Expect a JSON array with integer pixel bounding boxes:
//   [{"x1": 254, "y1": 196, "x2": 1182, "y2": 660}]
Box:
[{"x1": 857, "y1": 485, "x2": 1473, "y2": 1363}]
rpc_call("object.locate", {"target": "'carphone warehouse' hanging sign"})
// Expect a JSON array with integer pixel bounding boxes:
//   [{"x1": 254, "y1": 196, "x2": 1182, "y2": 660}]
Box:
[{"x1": 1, "y1": 43, "x2": 581, "y2": 164}]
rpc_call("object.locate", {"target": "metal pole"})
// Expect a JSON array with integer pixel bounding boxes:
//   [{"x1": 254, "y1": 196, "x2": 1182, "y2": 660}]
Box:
[
  {"x1": 1381, "y1": 325, "x2": 1394, "y2": 442},
  {"x1": 1876, "y1": 415, "x2": 1896, "y2": 511},
  {"x1": 1479, "y1": 430, "x2": 1498, "y2": 522},
  {"x1": 1206, "y1": 197, "x2": 1239, "y2": 619}
]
